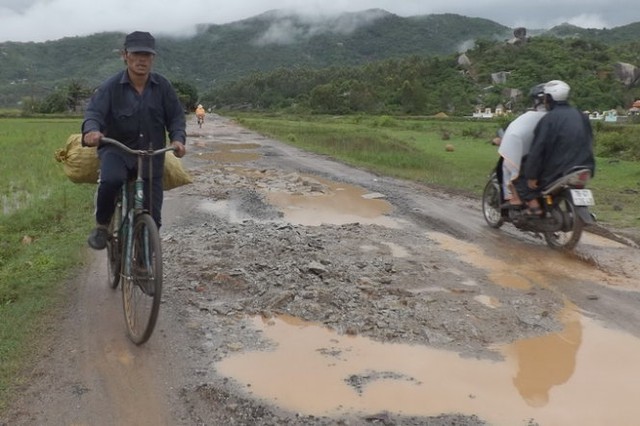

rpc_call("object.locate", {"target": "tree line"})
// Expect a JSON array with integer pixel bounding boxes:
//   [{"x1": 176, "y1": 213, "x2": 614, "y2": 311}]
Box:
[
  {"x1": 17, "y1": 35, "x2": 640, "y2": 119},
  {"x1": 201, "y1": 36, "x2": 640, "y2": 116}
]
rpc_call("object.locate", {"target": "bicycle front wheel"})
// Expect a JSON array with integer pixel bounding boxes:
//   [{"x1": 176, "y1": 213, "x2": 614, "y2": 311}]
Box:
[
  {"x1": 106, "y1": 206, "x2": 122, "y2": 289},
  {"x1": 122, "y1": 213, "x2": 162, "y2": 345}
]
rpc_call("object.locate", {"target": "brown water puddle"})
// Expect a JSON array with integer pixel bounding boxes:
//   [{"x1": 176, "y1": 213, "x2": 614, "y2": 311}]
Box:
[
  {"x1": 197, "y1": 143, "x2": 261, "y2": 163},
  {"x1": 217, "y1": 232, "x2": 640, "y2": 423},
  {"x1": 216, "y1": 312, "x2": 640, "y2": 425},
  {"x1": 266, "y1": 176, "x2": 399, "y2": 228},
  {"x1": 428, "y1": 231, "x2": 638, "y2": 291}
]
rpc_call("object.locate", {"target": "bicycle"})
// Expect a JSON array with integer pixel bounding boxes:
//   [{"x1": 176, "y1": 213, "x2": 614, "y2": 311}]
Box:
[{"x1": 101, "y1": 137, "x2": 176, "y2": 345}]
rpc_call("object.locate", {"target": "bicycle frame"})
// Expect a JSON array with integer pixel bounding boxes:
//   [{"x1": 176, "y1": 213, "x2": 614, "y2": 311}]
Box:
[
  {"x1": 120, "y1": 178, "x2": 141, "y2": 283},
  {"x1": 100, "y1": 137, "x2": 176, "y2": 344},
  {"x1": 102, "y1": 137, "x2": 174, "y2": 280}
]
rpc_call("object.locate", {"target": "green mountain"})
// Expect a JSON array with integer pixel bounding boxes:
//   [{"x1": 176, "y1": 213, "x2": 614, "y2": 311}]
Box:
[
  {"x1": 0, "y1": 10, "x2": 510, "y2": 107},
  {"x1": 545, "y1": 21, "x2": 640, "y2": 45},
  {"x1": 0, "y1": 9, "x2": 638, "y2": 109}
]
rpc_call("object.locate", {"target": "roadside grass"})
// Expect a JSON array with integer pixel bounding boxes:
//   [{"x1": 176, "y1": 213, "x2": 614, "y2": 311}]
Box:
[
  {"x1": 232, "y1": 114, "x2": 499, "y2": 190},
  {"x1": 229, "y1": 112, "x2": 640, "y2": 231},
  {"x1": 0, "y1": 118, "x2": 94, "y2": 411}
]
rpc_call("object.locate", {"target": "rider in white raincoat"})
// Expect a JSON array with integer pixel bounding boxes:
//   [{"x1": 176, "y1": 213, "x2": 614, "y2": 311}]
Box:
[{"x1": 497, "y1": 83, "x2": 547, "y2": 205}]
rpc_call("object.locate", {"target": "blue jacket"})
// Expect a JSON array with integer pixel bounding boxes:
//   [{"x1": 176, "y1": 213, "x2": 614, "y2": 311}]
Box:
[{"x1": 82, "y1": 70, "x2": 186, "y2": 177}]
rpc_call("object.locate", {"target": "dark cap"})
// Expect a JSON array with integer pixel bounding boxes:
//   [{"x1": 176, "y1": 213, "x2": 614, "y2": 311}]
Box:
[{"x1": 124, "y1": 31, "x2": 156, "y2": 54}]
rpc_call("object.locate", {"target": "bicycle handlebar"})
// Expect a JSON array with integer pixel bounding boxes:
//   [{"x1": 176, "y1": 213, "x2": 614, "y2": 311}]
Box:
[{"x1": 99, "y1": 137, "x2": 176, "y2": 156}]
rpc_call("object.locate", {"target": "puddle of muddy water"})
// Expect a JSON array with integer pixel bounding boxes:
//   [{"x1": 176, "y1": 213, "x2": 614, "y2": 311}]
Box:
[
  {"x1": 428, "y1": 231, "x2": 639, "y2": 291},
  {"x1": 217, "y1": 231, "x2": 640, "y2": 424},
  {"x1": 266, "y1": 176, "x2": 400, "y2": 228},
  {"x1": 198, "y1": 174, "x2": 401, "y2": 229},
  {"x1": 198, "y1": 151, "x2": 260, "y2": 163},
  {"x1": 216, "y1": 313, "x2": 640, "y2": 425},
  {"x1": 197, "y1": 142, "x2": 261, "y2": 163}
]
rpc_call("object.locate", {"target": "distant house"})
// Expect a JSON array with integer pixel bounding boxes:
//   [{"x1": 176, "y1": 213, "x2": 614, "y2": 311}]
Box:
[
  {"x1": 587, "y1": 109, "x2": 627, "y2": 122},
  {"x1": 629, "y1": 100, "x2": 640, "y2": 116},
  {"x1": 604, "y1": 110, "x2": 618, "y2": 123},
  {"x1": 473, "y1": 107, "x2": 494, "y2": 118},
  {"x1": 471, "y1": 104, "x2": 510, "y2": 118},
  {"x1": 586, "y1": 111, "x2": 603, "y2": 120}
]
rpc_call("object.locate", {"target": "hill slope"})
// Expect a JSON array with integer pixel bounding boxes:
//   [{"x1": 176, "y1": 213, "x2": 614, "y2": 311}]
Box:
[
  {"x1": 0, "y1": 10, "x2": 510, "y2": 106},
  {"x1": 0, "y1": 9, "x2": 638, "y2": 108}
]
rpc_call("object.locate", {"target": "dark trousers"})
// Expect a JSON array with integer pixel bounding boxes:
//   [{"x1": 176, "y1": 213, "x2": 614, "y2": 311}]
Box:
[
  {"x1": 513, "y1": 175, "x2": 539, "y2": 202},
  {"x1": 95, "y1": 151, "x2": 163, "y2": 228}
]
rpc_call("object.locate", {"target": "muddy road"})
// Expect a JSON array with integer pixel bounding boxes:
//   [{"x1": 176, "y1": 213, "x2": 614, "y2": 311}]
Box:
[{"x1": 3, "y1": 114, "x2": 640, "y2": 425}]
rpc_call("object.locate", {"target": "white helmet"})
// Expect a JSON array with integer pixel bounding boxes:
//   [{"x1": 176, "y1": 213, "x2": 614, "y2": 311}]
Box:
[{"x1": 544, "y1": 80, "x2": 570, "y2": 102}]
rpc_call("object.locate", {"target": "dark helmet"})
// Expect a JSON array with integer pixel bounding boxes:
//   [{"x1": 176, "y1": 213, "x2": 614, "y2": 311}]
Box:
[
  {"x1": 528, "y1": 83, "x2": 546, "y2": 108},
  {"x1": 529, "y1": 83, "x2": 546, "y2": 100}
]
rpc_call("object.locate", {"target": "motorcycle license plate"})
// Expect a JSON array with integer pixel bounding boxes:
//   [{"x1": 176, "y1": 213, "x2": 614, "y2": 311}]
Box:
[{"x1": 570, "y1": 189, "x2": 595, "y2": 206}]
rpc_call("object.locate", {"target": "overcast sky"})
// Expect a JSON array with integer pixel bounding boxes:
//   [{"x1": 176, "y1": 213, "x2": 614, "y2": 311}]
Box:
[{"x1": 1, "y1": 0, "x2": 639, "y2": 43}]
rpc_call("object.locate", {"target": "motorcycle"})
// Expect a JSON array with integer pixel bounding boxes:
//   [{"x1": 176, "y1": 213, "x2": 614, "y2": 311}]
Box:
[{"x1": 481, "y1": 162, "x2": 596, "y2": 250}]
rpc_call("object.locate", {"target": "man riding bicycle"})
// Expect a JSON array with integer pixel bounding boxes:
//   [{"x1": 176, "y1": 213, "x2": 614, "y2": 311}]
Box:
[
  {"x1": 196, "y1": 104, "x2": 205, "y2": 118},
  {"x1": 82, "y1": 31, "x2": 186, "y2": 250},
  {"x1": 195, "y1": 104, "x2": 205, "y2": 127}
]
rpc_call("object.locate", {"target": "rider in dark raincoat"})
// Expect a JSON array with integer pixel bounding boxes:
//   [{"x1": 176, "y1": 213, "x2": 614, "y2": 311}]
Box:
[{"x1": 516, "y1": 80, "x2": 596, "y2": 216}]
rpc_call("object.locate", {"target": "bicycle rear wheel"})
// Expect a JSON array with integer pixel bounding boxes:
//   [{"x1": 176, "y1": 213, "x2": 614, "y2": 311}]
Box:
[{"x1": 122, "y1": 213, "x2": 162, "y2": 345}]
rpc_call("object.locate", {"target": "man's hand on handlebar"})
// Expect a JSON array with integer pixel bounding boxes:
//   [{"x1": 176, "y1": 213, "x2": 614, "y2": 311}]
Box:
[
  {"x1": 83, "y1": 131, "x2": 104, "y2": 147},
  {"x1": 170, "y1": 141, "x2": 186, "y2": 158}
]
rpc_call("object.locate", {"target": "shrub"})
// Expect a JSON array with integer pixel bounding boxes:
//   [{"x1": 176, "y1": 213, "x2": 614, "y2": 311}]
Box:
[
  {"x1": 461, "y1": 125, "x2": 488, "y2": 139},
  {"x1": 595, "y1": 126, "x2": 640, "y2": 161},
  {"x1": 371, "y1": 115, "x2": 396, "y2": 128}
]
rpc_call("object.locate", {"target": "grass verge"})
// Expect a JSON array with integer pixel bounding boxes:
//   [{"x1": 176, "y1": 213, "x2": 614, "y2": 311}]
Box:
[
  {"x1": 0, "y1": 118, "x2": 95, "y2": 411},
  {"x1": 229, "y1": 113, "x2": 640, "y2": 232}
]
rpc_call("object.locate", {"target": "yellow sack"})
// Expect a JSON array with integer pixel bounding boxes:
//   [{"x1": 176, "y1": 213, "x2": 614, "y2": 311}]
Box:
[
  {"x1": 55, "y1": 134, "x2": 192, "y2": 190},
  {"x1": 54, "y1": 134, "x2": 100, "y2": 183},
  {"x1": 163, "y1": 150, "x2": 193, "y2": 190}
]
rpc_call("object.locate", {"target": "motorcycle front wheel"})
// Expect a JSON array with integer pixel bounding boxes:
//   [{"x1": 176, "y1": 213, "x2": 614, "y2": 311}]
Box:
[
  {"x1": 543, "y1": 194, "x2": 583, "y2": 250},
  {"x1": 482, "y1": 175, "x2": 504, "y2": 229}
]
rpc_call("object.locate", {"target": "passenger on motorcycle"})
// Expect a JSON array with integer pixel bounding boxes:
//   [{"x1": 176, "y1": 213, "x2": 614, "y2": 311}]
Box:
[
  {"x1": 514, "y1": 80, "x2": 596, "y2": 218},
  {"x1": 497, "y1": 83, "x2": 547, "y2": 206}
]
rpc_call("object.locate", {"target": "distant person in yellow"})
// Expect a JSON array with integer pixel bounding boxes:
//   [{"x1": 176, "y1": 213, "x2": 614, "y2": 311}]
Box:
[{"x1": 195, "y1": 104, "x2": 205, "y2": 127}]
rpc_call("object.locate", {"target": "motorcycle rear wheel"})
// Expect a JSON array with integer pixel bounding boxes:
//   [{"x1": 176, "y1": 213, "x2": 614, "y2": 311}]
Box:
[
  {"x1": 482, "y1": 176, "x2": 504, "y2": 229},
  {"x1": 543, "y1": 194, "x2": 583, "y2": 250}
]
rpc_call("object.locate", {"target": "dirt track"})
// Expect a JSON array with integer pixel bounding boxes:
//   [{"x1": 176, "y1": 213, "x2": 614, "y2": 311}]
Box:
[{"x1": 2, "y1": 114, "x2": 640, "y2": 425}]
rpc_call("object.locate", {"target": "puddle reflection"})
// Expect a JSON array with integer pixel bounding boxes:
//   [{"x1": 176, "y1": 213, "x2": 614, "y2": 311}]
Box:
[
  {"x1": 506, "y1": 307, "x2": 581, "y2": 408},
  {"x1": 216, "y1": 313, "x2": 640, "y2": 425}
]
